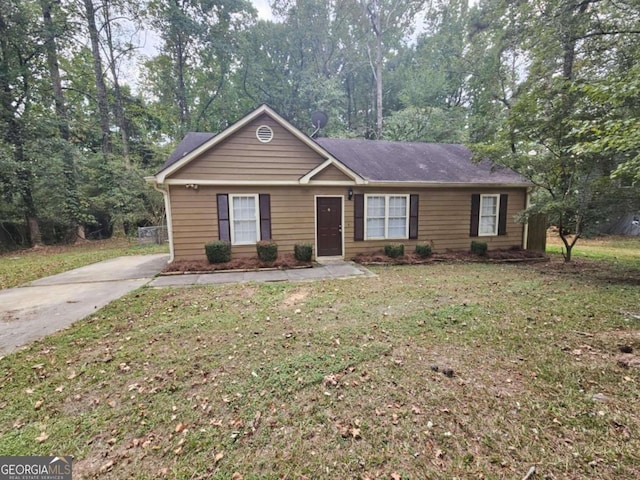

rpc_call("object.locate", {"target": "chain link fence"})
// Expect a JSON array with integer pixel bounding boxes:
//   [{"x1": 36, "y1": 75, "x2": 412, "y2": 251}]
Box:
[{"x1": 137, "y1": 226, "x2": 168, "y2": 245}]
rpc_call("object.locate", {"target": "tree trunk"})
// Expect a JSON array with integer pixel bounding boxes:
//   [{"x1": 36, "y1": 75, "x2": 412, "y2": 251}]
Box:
[
  {"x1": 346, "y1": 74, "x2": 353, "y2": 130},
  {"x1": 41, "y1": 0, "x2": 85, "y2": 242},
  {"x1": 102, "y1": 0, "x2": 130, "y2": 166},
  {"x1": 0, "y1": 9, "x2": 42, "y2": 246},
  {"x1": 374, "y1": 17, "x2": 383, "y2": 139},
  {"x1": 559, "y1": 228, "x2": 580, "y2": 262},
  {"x1": 363, "y1": 0, "x2": 384, "y2": 139},
  {"x1": 83, "y1": 0, "x2": 111, "y2": 155},
  {"x1": 27, "y1": 216, "x2": 43, "y2": 246},
  {"x1": 175, "y1": 34, "x2": 190, "y2": 132}
]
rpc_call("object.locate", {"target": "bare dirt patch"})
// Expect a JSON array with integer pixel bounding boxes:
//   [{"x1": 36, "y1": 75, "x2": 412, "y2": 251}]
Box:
[{"x1": 281, "y1": 287, "x2": 310, "y2": 308}]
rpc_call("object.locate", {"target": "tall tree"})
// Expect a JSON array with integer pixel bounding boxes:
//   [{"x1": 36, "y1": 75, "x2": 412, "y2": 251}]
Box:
[
  {"x1": 40, "y1": 0, "x2": 86, "y2": 239},
  {"x1": 357, "y1": 0, "x2": 426, "y2": 138},
  {"x1": 471, "y1": 0, "x2": 640, "y2": 261},
  {"x1": 82, "y1": 0, "x2": 112, "y2": 155},
  {"x1": 0, "y1": 1, "x2": 44, "y2": 245},
  {"x1": 240, "y1": 1, "x2": 358, "y2": 135},
  {"x1": 101, "y1": 0, "x2": 139, "y2": 165},
  {"x1": 387, "y1": 0, "x2": 470, "y2": 142},
  {"x1": 145, "y1": 0, "x2": 255, "y2": 137}
]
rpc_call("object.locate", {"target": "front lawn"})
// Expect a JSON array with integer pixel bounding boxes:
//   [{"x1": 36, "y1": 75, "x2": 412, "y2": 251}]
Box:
[
  {"x1": 0, "y1": 238, "x2": 168, "y2": 290},
  {"x1": 0, "y1": 250, "x2": 638, "y2": 479}
]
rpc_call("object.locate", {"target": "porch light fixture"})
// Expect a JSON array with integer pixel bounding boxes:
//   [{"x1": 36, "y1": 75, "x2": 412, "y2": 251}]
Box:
[
  {"x1": 348, "y1": 187, "x2": 353, "y2": 200},
  {"x1": 185, "y1": 183, "x2": 199, "y2": 190}
]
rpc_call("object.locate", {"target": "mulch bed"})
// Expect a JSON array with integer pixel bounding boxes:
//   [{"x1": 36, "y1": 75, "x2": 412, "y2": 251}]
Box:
[
  {"x1": 163, "y1": 248, "x2": 548, "y2": 274},
  {"x1": 162, "y1": 253, "x2": 312, "y2": 274},
  {"x1": 352, "y1": 247, "x2": 548, "y2": 265}
]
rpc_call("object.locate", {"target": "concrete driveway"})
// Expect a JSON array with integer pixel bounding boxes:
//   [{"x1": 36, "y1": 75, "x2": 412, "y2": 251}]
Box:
[{"x1": 0, "y1": 254, "x2": 169, "y2": 355}]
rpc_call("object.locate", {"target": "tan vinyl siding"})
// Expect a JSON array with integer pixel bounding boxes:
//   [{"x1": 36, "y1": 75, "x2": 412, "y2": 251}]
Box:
[
  {"x1": 344, "y1": 187, "x2": 526, "y2": 257},
  {"x1": 169, "y1": 184, "x2": 527, "y2": 262},
  {"x1": 169, "y1": 186, "x2": 218, "y2": 260},
  {"x1": 309, "y1": 164, "x2": 353, "y2": 182},
  {"x1": 170, "y1": 115, "x2": 326, "y2": 181},
  {"x1": 171, "y1": 185, "x2": 329, "y2": 261}
]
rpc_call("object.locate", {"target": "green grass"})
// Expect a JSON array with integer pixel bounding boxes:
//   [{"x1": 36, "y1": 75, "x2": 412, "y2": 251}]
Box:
[
  {"x1": 547, "y1": 235, "x2": 640, "y2": 268},
  {"x1": 0, "y1": 238, "x2": 638, "y2": 479},
  {"x1": 0, "y1": 238, "x2": 168, "y2": 289}
]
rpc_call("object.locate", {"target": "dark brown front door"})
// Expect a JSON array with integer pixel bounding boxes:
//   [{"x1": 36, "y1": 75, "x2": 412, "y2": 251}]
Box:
[{"x1": 317, "y1": 197, "x2": 342, "y2": 256}]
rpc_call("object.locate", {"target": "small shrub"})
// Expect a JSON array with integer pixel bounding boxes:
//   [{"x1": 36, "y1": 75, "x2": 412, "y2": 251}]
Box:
[
  {"x1": 415, "y1": 242, "x2": 433, "y2": 258},
  {"x1": 257, "y1": 240, "x2": 278, "y2": 262},
  {"x1": 471, "y1": 240, "x2": 488, "y2": 256},
  {"x1": 384, "y1": 243, "x2": 405, "y2": 258},
  {"x1": 294, "y1": 243, "x2": 313, "y2": 262},
  {"x1": 205, "y1": 240, "x2": 231, "y2": 264}
]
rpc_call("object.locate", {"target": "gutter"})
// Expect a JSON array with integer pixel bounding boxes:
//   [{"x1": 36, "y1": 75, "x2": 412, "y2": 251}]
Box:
[
  {"x1": 147, "y1": 177, "x2": 175, "y2": 263},
  {"x1": 353, "y1": 181, "x2": 533, "y2": 189},
  {"x1": 522, "y1": 187, "x2": 533, "y2": 250}
]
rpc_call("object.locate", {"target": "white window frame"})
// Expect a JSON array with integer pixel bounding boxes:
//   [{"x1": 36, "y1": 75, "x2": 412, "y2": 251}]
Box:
[
  {"x1": 479, "y1": 194, "x2": 500, "y2": 236},
  {"x1": 229, "y1": 194, "x2": 261, "y2": 245},
  {"x1": 364, "y1": 194, "x2": 410, "y2": 240}
]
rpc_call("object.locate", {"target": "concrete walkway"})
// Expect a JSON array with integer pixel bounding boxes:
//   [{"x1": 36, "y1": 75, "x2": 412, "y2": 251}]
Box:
[
  {"x1": 149, "y1": 261, "x2": 375, "y2": 287},
  {"x1": 0, "y1": 254, "x2": 169, "y2": 355}
]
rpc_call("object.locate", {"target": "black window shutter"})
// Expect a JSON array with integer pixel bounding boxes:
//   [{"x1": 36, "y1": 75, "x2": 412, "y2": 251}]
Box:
[
  {"x1": 217, "y1": 194, "x2": 231, "y2": 241},
  {"x1": 498, "y1": 194, "x2": 509, "y2": 236},
  {"x1": 354, "y1": 194, "x2": 364, "y2": 241},
  {"x1": 259, "y1": 194, "x2": 271, "y2": 240},
  {"x1": 470, "y1": 193, "x2": 480, "y2": 237},
  {"x1": 409, "y1": 194, "x2": 419, "y2": 239}
]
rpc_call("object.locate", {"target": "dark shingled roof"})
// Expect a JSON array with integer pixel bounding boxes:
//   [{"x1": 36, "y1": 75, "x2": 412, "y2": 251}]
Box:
[
  {"x1": 161, "y1": 132, "x2": 215, "y2": 171},
  {"x1": 314, "y1": 138, "x2": 527, "y2": 184},
  {"x1": 159, "y1": 131, "x2": 528, "y2": 185}
]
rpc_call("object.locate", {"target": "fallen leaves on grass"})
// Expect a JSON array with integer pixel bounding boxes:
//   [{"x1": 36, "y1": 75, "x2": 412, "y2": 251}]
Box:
[{"x1": 336, "y1": 420, "x2": 362, "y2": 439}]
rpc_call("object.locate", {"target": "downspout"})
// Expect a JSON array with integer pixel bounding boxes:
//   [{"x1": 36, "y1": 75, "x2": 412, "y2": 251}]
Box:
[
  {"x1": 522, "y1": 187, "x2": 532, "y2": 250},
  {"x1": 149, "y1": 179, "x2": 175, "y2": 263}
]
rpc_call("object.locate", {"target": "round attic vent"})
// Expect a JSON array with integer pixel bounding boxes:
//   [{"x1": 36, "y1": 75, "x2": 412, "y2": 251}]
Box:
[{"x1": 256, "y1": 125, "x2": 274, "y2": 143}]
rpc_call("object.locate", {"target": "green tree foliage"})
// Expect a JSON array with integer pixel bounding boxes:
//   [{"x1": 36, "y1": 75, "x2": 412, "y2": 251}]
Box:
[
  {"x1": 386, "y1": 0, "x2": 469, "y2": 143},
  {"x1": 238, "y1": 2, "x2": 353, "y2": 137},
  {"x1": 571, "y1": 64, "x2": 640, "y2": 185},
  {"x1": 1, "y1": 0, "x2": 638, "y2": 252},
  {"x1": 0, "y1": 0, "x2": 47, "y2": 245},
  {"x1": 470, "y1": 0, "x2": 640, "y2": 261},
  {"x1": 144, "y1": 0, "x2": 256, "y2": 137}
]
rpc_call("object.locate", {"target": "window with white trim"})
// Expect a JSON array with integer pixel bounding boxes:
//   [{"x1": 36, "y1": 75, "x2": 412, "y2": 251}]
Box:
[
  {"x1": 230, "y1": 194, "x2": 260, "y2": 245},
  {"x1": 479, "y1": 194, "x2": 499, "y2": 236},
  {"x1": 365, "y1": 194, "x2": 409, "y2": 239}
]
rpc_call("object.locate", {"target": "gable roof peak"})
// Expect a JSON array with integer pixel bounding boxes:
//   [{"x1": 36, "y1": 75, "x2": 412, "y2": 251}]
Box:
[{"x1": 152, "y1": 104, "x2": 360, "y2": 184}]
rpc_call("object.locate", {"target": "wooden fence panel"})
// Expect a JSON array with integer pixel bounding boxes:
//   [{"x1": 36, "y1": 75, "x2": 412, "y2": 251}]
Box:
[{"x1": 527, "y1": 214, "x2": 547, "y2": 252}]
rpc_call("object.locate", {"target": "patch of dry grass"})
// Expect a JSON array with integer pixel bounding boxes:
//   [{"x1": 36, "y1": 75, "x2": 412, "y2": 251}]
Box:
[{"x1": 0, "y1": 259, "x2": 639, "y2": 479}]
